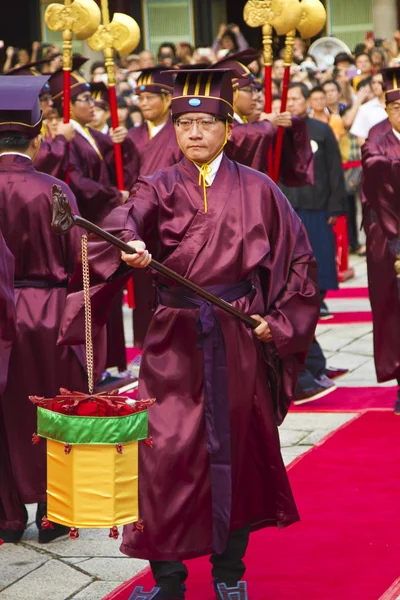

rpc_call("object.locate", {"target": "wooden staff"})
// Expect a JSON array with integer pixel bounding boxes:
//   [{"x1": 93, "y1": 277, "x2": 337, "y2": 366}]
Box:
[
  {"x1": 45, "y1": 0, "x2": 100, "y2": 182},
  {"x1": 51, "y1": 185, "x2": 258, "y2": 330},
  {"x1": 88, "y1": 2, "x2": 140, "y2": 191}
]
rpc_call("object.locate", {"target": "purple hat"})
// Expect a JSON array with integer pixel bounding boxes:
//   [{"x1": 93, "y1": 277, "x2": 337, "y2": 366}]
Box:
[
  {"x1": 4, "y1": 56, "x2": 61, "y2": 77},
  {"x1": 91, "y1": 82, "x2": 110, "y2": 110},
  {"x1": 381, "y1": 67, "x2": 400, "y2": 104},
  {"x1": 49, "y1": 57, "x2": 90, "y2": 106},
  {"x1": 0, "y1": 76, "x2": 50, "y2": 137},
  {"x1": 137, "y1": 67, "x2": 174, "y2": 94},
  {"x1": 171, "y1": 69, "x2": 234, "y2": 121},
  {"x1": 214, "y1": 49, "x2": 260, "y2": 90}
]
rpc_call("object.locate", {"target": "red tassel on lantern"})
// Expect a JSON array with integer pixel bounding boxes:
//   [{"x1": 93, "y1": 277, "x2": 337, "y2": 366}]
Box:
[
  {"x1": 32, "y1": 433, "x2": 42, "y2": 445},
  {"x1": 42, "y1": 516, "x2": 54, "y2": 530},
  {"x1": 134, "y1": 519, "x2": 144, "y2": 533},
  {"x1": 144, "y1": 436, "x2": 153, "y2": 448},
  {"x1": 64, "y1": 443, "x2": 72, "y2": 455},
  {"x1": 109, "y1": 526, "x2": 119, "y2": 539},
  {"x1": 116, "y1": 443, "x2": 123, "y2": 455},
  {"x1": 69, "y1": 527, "x2": 79, "y2": 539}
]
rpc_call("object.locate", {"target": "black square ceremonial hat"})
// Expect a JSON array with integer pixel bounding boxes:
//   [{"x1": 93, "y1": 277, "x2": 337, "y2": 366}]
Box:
[
  {"x1": 91, "y1": 82, "x2": 110, "y2": 110},
  {"x1": 0, "y1": 75, "x2": 50, "y2": 137},
  {"x1": 380, "y1": 67, "x2": 400, "y2": 104},
  {"x1": 49, "y1": 57, "x2": 90, "y2": 106},
  {"x1": 170, "y1": 69, "x2": 235, "y2": 121}
]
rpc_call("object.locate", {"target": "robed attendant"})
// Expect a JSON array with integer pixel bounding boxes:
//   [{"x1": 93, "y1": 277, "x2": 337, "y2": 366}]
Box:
[
  {"x1": 4, "y1": 59, "x2": 76, "y2": 180},
  {"x1": 58, "y1": 69, "x2": 319, "y2": 599},
  {"x1": 0, "y1": 76, "x2": 96, "y2": 543},
  {"x1": 214, "y1": 50, "x2": 315, "y2": 186},
  {"x1": 362, "y1": 67, "x2": 400, "y2": 412},
  {"x1": 128, "y1": 68, "x2": 182, "y2": 348}
]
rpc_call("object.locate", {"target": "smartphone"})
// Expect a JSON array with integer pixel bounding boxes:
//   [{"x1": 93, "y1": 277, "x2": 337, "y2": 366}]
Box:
[{"x1": 347, "y1": 66, "x2": 358, "y2": 78}]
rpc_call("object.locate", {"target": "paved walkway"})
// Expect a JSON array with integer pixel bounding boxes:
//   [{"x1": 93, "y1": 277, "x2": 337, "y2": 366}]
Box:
[{"x1": 0, "y1": 255, "x2": 383, "y2": 600}]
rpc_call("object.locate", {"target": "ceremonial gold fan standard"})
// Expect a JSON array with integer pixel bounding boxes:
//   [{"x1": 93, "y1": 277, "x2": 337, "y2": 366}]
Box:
[
  {"x1": 45, "y1": 0, "x2": 101, "y2": 41},
  {"x1": 88, "y1": 12, "x2": 141, "y2": 57},
  {"x1": 297, "y1": 0, "x2": 327, "y2": 40}
]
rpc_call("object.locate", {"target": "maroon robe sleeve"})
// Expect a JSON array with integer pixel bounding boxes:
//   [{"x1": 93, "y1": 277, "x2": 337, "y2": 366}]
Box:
[
  {"x1": 0, "y1": 230, "x2": 16, "y2": 395},
  {"x1": 34, "y1": 135, "x2": 69, "y2": 180},
  {"x1": 279, "y1": 116, "x2": 315, "y2": 187},
  {"x1": 362, "y1": 139, "x2": 400, "y2": 239},
  {"x1": 58, "y1": 179, "x2": 158, "y2": 346},
  {"x1": 93, "y1": 129, "x2": 140, "y2": 191},
  {"x1": 226, "y1": 121, "x2": 274, "y2": 174}
]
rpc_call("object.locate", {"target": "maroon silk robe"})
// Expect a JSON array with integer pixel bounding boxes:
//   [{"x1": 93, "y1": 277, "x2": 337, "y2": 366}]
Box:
[
  {"x1": 128, "y1": 120, "x2": 183, "y2": 348},
  {"x1": 226, "y1": 116, "x2": 315, "y2": 186},
  {"x1": 0, "y1": 231, "x2": 15, "y2": 395},
  {"x1": 59, "y1": 154, "x2": 319, "y2": 560},
  {"x1": 128, "y1": 119, "x2": 183, "y2": 176},
  {"x1": 0, "y1": 155, "x2": 93, "y2": 515},
  {"x1": 69, "y1": 128, "x2": 139, "y2": 369},
  {"x1": 34, "y1": 134, "x2": 69, "y2": 180},
  {"x1": 362, "y1": 131, "x2": 400, "y2": 382},
  {"x1": 69, "y1": 128, "x2": 140, "y2": 224}
]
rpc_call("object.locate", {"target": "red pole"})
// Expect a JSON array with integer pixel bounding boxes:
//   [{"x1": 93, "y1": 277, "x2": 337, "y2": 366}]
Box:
[
  {"x1": 63, "y1": 69, "x2": 71, "y2": 185},
  {"x1": 273, "y1": 65, "x2": 290, "y2": 183},
  {"x1": 107, "y1": 85, "x2": 125, "y2": 191},
  {"x1": 264, "y1": 64, "x2": 274, "y2": 175}
]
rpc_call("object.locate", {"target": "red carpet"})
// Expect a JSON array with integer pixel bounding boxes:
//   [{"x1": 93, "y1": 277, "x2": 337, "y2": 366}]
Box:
[
  {"x1": 126, "y1": 347, "x2": 142, "y2": 363},
  {"x1": 318, "y1": 310, "x2": 372, "y2": 325},
  {"x1": 326, "y1": 287, "x2": 369, "y2": 299},
  {"x1": 290, "y1": 386, "x2": 396, "y2": 412},
  {"x1": 104, "y1": 411, "x2": 400, "y2": 600}
]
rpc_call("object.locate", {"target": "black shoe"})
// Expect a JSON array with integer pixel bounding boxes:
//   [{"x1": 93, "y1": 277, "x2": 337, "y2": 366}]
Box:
[
  {"x1": 325, "y1": 367, "x2": 349, "y2": 380},
  {"x1": 153, "y1": 578, "x2": 186, "y2": 600},
  {"x1": 319, "y1": 301, "x2": 334, "y2": 320},
  {"x1": 293, "y1": 380, "x2": 337, "y2": 405},
  {"x1": 0, "y1": 504, "x2": 28, "y2": 543},
  {"x1": 214, "y1": 580, "x2": 248, "y2": 599},
  {"x1": 36, "y1": 503, "x2": 70, "y2": 544}
]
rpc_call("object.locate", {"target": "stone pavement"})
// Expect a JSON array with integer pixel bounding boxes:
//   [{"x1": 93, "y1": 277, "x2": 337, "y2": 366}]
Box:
[{"x1": 0, "y1": 255, "x2": 382, "y2": 600}]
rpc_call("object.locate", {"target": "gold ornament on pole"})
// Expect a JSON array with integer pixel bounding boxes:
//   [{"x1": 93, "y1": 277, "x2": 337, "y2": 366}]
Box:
[
  {"x1": 297, "y1": 0, "x2": 327, "y2": 41},
  {"x1": 45, "y1": 0, "x2": 101, "y2": 71},
  {"x1": 87, "y1": 0, "x2": 141, "y2": 190}
]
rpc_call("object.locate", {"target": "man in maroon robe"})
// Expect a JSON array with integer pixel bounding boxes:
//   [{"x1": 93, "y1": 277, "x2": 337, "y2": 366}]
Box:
[
  {"x1": 4, "y1": 58, "x2": 76, "y2": 180},
  {"x1": 0, "y1": 76, "x2": 97, "y2": 543},
  {"x1": 214, "y1": 50, "x2": 315, "y2": 186},
  {"x1": 362, "y1": 66, "x2": 400, "y2": 412},
  {"x1": 49, "y1": 67, "x2": 141, "y2": 373},
  {"x1": 59, "y1": 69, "x2": 319, "y2": 599},
  {"x1": 0, "y1": 229, "x2": 18, "y2": 543},
  {"x1": 128, "y1": 68, "x2": 182, "y2": 349}
]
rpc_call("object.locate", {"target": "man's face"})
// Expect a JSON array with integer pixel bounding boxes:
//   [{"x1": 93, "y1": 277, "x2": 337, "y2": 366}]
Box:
[
  {"x1": 371, "y1": 73, "x2": 383, "y2": 98},
  {"x1": 386, "y1": 100, "x2": 400, "y2": 132},
  {"x1": 287, "y1": 87, "x2": 308, "y2": 118},
  {"x1": 234, "y1": 85, "x2": 258, "y2": 117},
  {"x1": 323, "y1": 83, "x2": 340, "y2": 105},
  {"x1": 273, "y1": 59, "x2": 285, "y2": 80},
  {"x1": 92, "y1": 67, "x2": 106, "y2": 82},
  {"x1": 138, "y1": 92, "x2": 171, "y2": 121},
  {"x1": 70, "y1": 91, "x2": 95, "y2": 125},
  {"x1": 39, "y1": 93, "x2": 54, "y2": 119},
  {"x1": 308, "y1": 91, "x2": 327, "y2": 113},
  {"x1": 91, "y1": 106, "x2": 108, "y2": 129},
  {"x1": 356, "y1": 54, "x2": 372, "y2": 75},
  {"x1": 139, "y1": 51, "x2": 155, "y2": 69},
  {"x1": 174, "y1": 112, "x2": 231, "y2": 164},
  {"x1": 158, "y1": 47, "x2": 174, "y2": 68}
]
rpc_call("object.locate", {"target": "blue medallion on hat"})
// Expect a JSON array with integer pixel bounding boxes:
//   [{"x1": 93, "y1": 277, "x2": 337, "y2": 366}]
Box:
[
  {"x1": 189, "y1": 98, "x2": 201, "y2": 106},
  {"x1": 139, "y1": 85, "x2": 146, "y2": 91}
]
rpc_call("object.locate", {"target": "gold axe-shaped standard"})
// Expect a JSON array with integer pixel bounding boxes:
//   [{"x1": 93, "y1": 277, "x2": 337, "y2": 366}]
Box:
[
  {"x1": 297, "y1": 0, "x2": 327, "y2": 40},
  {"x1": 45, "y1": 0, "x2": 101, "y2": 41}
]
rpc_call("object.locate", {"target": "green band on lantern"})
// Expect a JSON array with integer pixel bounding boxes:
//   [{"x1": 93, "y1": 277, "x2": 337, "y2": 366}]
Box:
[{"x1": 37, "y1": 407, "x2": 148, "y2": 445}]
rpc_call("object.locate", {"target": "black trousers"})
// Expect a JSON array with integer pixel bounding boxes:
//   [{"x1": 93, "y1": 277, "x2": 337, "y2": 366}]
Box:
[
  {"x1": 150, "y1": 524, "x2": 251, "y2": 595},
  {"x1": 297, "y1": 338, "x2": 326, "y2": 391}
]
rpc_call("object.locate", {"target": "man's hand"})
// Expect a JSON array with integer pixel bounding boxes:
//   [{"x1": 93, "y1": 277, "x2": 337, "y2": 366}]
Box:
[
  {"x1": 120, "y1": 190, "x2": 130, "y2": 203},
  {"x1": 276, "y1": 111, "x2": 293, "y2": 128},
  {"x1": 327, "y1": 216, "x2": 337, "y2": 226},
  {"x1": 230, "y1": 25, "x2": 240, "y2": 36},
  {"x1": 110, "y1": 126, "x2": 128, "y2": 144},
  {"x1": 57, "y1": 122, "x2": 75, "y2": 142},
  {"x1": 121, "y1": 241, "x2": 152, "y2": 269},
  {"x1": 6, "y1": 46, "x2": 14, "y2": 58},
  {"x1": 251, "y1": 314, "x2": 274, "y2": 343},
  {"x1": 260, "y1": 112, "x2": 278, "y2": 126},
  {"x1": 217, "y1": 24, "x2": 227, "y2": 39}
]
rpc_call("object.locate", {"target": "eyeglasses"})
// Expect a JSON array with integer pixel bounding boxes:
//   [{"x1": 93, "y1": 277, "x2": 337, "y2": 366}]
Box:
[
  {"x1": 240, "y1": 86, "x2": 258, "y2": 96},
  {"x1": 39, "y1": 94, "x2": 53, "y2": 104},
  {"x1": 175, "y1": 117, "x2": 221, "y2": 131},
  {"x1": 75, "y1": 95, "x2": 95, "y2": 104}
]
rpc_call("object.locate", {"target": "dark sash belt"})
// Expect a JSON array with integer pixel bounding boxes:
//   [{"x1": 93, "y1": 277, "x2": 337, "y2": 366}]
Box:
[
  {"x1": 14, "y1": 280, "x2": 68, "y2": 289},
  {"x1": 157, "y1": 280, "x2": 253, "y2": 554}
]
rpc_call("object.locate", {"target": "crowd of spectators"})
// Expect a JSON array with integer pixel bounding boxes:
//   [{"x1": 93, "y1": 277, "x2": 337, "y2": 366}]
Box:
[{"x1": 3, "y1": 24, "x2": 400, "y2": 254}]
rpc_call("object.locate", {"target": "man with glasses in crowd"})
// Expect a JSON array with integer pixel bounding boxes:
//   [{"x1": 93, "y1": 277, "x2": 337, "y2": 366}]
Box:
[
  {"x1": 59, "y1": 67, "x2": 319, "y2": 600},
  {"x1": 362, "y1": 66, "x2": 400, "y2": 413}
]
